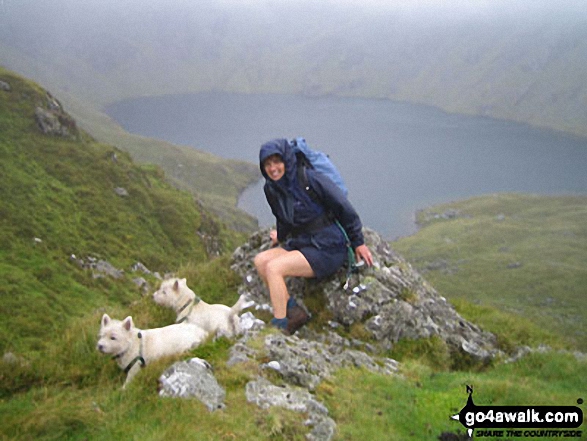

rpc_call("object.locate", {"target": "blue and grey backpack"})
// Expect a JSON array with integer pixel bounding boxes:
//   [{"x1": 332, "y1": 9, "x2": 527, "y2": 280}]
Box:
[{"x1": 289, "y1": 137, "x2": 348, "y2": 197}]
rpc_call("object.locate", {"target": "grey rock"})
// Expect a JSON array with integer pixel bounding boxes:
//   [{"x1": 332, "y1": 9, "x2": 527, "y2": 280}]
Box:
[
  {"x1": 131, "y1": 262, "x2": 151, "y2": 274},
  {"x1": 0, "y1": 80, "x2": 10, "y2": 91},
  {"x1": 132, "y1": 277, "x2": 150, "y2": 293},
  {"x1": 260, "y1": 331, "x2": 399, "y2": 391},
  {"x1": 239, "y1": 311, "x2": 265, "y2": 333},
  {"x1": 35, "y1": 107, "x2": 65, "y2": 136},
  {"x1": 246, "y1": 377, "x2": 336, "y2": 441},
  {"x1": 246, "y1": 376, "x2": 324, "y2": 413},
  {"x1": 34, "y1": 95, "x2": 77, "y2": 138},
  {"x1": 2, "y1": 352, "x2": 29, "y2": 367},
  {"x1": 159, "y1": 358, "x2": 226, "y2": 411},
  {"x1": 2, "y1": 352, "x2": 19, "y2": 364},
  {"x1": 114, "y1": 187, "x2": 129, "y2": 197},
  {"x1": 94, "y1": 259, "x2": 124, "y2": 279},
  {"x1": 226, "y1": 329, "x2": 260, "y2": 367},
  {"x1": 72, "y1": 255, "x2": 124, "y2": 279}
]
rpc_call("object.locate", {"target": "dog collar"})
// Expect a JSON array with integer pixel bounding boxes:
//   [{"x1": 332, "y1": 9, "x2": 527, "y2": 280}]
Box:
[
  {"x1": 176, "y1": 299, "x2": 194, "y2": 324},
  {"x1": 124, "y1": 355, "x2": 146, "y2": 374},
  {"x1": 177, "y1": 299, "x2": 193, "y2": 315},
  {"x1": 176, "y1": 305, "x2": 192, "y2": 324},
  {"x1": 122, "y1": 331, "x2": 146, "y2": 373},
  {"x1": 176, "y1": 296, "x2": 201, "y2": 323}
]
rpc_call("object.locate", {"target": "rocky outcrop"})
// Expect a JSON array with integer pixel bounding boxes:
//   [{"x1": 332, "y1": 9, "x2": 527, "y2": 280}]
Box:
[
  {"x1": 229, "y1": 329, "x2": 399, "y2": 390},
  {"x1": 225, "y1": 318, "x2": 399, "y2": 440},
  {"x1": 70, "y1": 255, "x2": 161, "y2": 293},
  {"x1": 34, "y1": 92, "x2": 78, "y2": 138},
  {"x1": 231, "y1": 227, "x2": 500, "y2": 359},
  {"x1": 152, "y1": 227, "x2": 501, "y2": 440}
]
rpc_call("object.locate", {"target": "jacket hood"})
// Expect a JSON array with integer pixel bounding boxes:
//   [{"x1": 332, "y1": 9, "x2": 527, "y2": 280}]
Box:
[{"x1": 259, "y1": 138, "x2": 297, "y2": 182}]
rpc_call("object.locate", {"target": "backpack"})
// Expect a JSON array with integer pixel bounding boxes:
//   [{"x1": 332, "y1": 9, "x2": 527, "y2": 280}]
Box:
[{"x1": 289, "y1": 138, "x2": 348, "y2": 197}]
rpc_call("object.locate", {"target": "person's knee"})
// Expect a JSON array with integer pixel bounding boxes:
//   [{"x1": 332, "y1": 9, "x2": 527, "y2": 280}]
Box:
[
  {"x1": 264, "y1": 258, "x2": 285, "y2": 279},
  {"x1": 254, "y1": 253, "x2": 264, "y2": 272},
  {"x1": 254, "y1": 251, "x2": 271, "y2": 276}
]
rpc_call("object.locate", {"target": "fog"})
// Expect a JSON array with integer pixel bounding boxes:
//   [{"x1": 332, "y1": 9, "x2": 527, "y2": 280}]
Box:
[
  {"x1": 1, "y1": 0, "x2": 586, "y2": 136},
  {"x1": 3, "y1": 0, "x2": 584, "y2": 68},
  {"x1": 3, "y1": 0, "x2": 586, "y2": 32},
  {"x1": 3, "y1": 0, "x2": 585, "y2": 56}
]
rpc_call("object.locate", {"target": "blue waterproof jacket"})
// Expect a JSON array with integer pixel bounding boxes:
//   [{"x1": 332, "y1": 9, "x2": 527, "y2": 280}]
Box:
[{"x1": 259, "y1": 139, "x2": 365, "y2": 249}]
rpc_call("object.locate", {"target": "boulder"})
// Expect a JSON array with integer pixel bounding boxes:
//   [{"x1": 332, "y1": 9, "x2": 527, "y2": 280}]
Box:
[
  {"x1": 159, "y1": 358, "x2": 226, "y2": 411},
  {"x1": 34, "y1": 93, "x2": 78, "y2": 138}
]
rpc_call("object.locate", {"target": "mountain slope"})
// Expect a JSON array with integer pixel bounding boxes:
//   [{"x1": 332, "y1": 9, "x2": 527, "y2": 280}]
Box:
[
  {"x1": 0, "y1": 67, "x2": 244, "y2": 353},
  {"x1": 393, "y1": 193, "x2": 587, "y2": 351},
  {"x1": 1, "y1": 70, "x2": 585, "y2": 441},
  {"x1": 64, "y1": 96, "x2": 260, "y2": 232}
]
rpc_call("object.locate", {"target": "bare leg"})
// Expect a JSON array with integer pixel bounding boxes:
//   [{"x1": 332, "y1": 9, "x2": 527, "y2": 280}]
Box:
[
  {"x1": 254, "y1": 247, "x2": 288, "y2": 286},
  {"x1": 254, "y1": 248, "x2": 314, "y2": 319}
]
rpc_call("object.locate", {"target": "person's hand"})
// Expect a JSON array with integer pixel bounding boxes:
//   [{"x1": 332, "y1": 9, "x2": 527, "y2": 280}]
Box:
[
  {"x1": 269, "y1": 229, "x2": 278, "y2": 246},
  {"x1": 355, "y1": 244, "x2": 373, "y2": 267}
]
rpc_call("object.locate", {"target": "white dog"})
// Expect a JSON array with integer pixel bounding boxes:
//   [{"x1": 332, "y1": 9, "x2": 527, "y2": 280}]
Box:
[
  {"x1": 153, "y1": 278, "x2": 248, "y2": 338},
  {"x1": 96, "y1": 313, "x2": 207, "y2": 388}
]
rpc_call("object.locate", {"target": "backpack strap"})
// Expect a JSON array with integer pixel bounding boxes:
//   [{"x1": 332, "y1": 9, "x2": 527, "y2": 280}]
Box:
[
  {"x1": 296, "y1": 158, "x2": 358, "y2": 285},
  {"x1": 296, "y1": 152, "x2": 321, "y2": 204},
  {"x1": 336, "y1": 219, "x2": 358, "y2": 290}
]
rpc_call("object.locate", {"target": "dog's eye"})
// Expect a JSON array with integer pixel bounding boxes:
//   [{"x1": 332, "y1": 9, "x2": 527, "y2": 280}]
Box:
[{"x1": 110, "y1": 336, "x2": 116, "y2": 340}]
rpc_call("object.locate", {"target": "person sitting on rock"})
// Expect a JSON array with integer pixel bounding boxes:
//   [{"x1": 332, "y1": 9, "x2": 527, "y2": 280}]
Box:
[{"x1": 254, "y1": 138, "x2": 373, "y2": 335}]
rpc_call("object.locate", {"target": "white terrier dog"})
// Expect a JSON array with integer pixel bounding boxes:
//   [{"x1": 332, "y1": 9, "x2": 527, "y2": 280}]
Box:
[
  {"x1": 153, "y1": 278, "x2": 249, "y2": 338},
  {"x1": 96, "y1": 313, "x2": 207, "y2": 388}
]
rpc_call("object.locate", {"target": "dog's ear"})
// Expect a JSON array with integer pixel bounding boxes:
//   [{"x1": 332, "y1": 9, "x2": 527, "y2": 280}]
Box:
[
  {"x1": 173, "y1": 279, "x2": 180, "y2": 291},
  {"x1": 101, "y1": 314, "x2": 111, "y2": 327},
  {"x1": 122, "y1": 316, "x2": 133, "y2": 331}
]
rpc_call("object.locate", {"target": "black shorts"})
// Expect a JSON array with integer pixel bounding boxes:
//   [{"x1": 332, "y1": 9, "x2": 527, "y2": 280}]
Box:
[{"x1": 283, "y1": 224, "x2": 347, "y2": 280}]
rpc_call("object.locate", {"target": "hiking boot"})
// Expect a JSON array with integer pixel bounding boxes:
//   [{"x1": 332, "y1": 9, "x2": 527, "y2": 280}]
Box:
[
  {"x1": 285, "y1": 305, "x2": 310, "y2": 335},
  {"x1": 270, "y1": 317, "x2": 289, "y2": 332}
]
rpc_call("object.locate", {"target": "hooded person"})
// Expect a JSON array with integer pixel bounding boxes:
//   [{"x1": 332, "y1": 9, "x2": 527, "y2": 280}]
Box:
[{"x1": 254, "y1": 138, "x2": 373, "y2": 335}]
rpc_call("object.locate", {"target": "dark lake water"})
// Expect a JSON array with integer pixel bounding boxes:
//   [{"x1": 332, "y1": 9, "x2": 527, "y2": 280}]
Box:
[{"x1": 106, "y1": 92, "x2": 587, "y2": 239}]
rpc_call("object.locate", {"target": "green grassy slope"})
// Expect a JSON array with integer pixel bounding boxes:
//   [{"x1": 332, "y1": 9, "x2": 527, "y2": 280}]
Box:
[
  {"x1": 393, "y1": 193, "x2": 587, "y2": 351},
  {"x1": 0, "y1": 67, "x2": 245, "y2": 354},
  {"x1": 2, "y1": 309, "x2": 584, "y2": 441},
  {"x1": 64, "y1": 96, "x2": 260, "y2": 232}
]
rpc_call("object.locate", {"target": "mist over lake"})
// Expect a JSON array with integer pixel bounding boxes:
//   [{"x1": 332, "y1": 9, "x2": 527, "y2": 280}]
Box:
[{"x1": 106, "y1": 92, "x2": 587, "y2": 239}]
